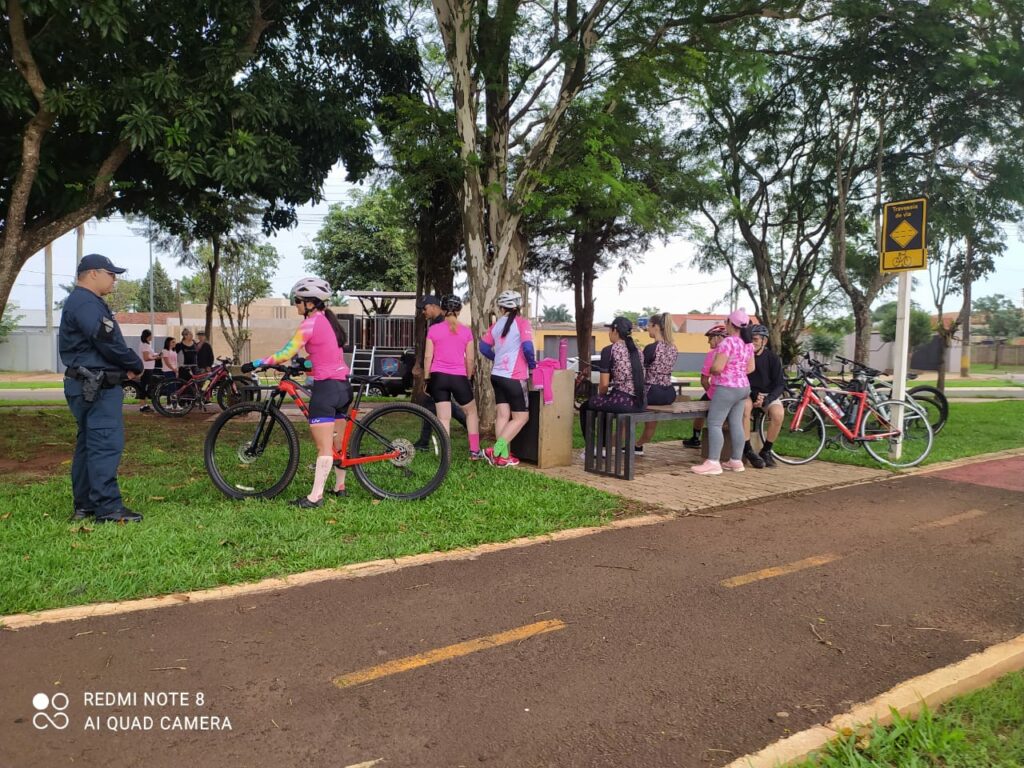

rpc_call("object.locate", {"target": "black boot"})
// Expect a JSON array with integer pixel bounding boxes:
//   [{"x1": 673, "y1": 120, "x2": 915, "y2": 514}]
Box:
[{"x1": 742, "y1": 442, "x2": 765, "y2": 469}]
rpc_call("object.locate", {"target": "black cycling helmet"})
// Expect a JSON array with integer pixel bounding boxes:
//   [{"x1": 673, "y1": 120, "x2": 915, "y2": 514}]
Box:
[
  {"x1": 440, "y1": 294, "x2": 463, "y2": 314},
  {"x1": 750, "y1": 324, "x2": 769, "y2": 338}
]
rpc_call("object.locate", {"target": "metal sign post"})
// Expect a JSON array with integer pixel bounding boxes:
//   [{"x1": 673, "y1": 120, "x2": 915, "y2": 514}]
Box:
[{"x1": 880, "y1": 197, "x2": 928, "y2": 460}]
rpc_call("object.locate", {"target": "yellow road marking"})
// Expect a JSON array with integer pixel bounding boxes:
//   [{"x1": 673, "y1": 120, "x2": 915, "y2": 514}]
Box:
[
  {"x1": 911, "y1": 509, "x2": 988, "y2": 531},
  {"x1": 720, "y1": 554, "x2": 842, "y2": 589},
  {"x1": 333, "y1": 619, "x2": 567, "y2": 688}
]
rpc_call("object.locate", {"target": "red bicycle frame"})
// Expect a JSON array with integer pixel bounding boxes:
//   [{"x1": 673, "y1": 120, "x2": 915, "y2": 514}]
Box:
[
  {"x1": 275, "y1": 378, "x2": 401, "y2": 468},
  {"x1": 790, "y1": 383, "x2": 900, "y2": 442}
]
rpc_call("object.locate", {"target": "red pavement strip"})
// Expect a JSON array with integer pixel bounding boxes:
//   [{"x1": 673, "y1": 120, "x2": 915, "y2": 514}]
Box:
[{"x1": 927, "y1": 455, "x2": 1024, "y2": 493}]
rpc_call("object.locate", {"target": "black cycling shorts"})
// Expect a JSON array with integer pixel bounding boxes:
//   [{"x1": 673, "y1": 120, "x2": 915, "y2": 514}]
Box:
[
  {"x1": 308, "y1": 379, "x2": 353, "y2": 424},
  {"x1": 491, "y1": 375, "x2": 528, "y2": 412},
  {"x1": 646, "y1": 384, "x2": 676, "y2": 406},
  {"x1": 427, "y1": 372, "x2": 474, "y2": 406}
]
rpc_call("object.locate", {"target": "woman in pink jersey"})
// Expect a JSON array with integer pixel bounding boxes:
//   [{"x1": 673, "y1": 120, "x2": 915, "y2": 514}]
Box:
[
  {"x1": 692, "y1": 308, "x2": 755, "y2": 476},
  {"x1": 242, "y1": 277, "x2": 351, "y2": 507},
  {"x1": 423, "y1": 294, "x2": 482, "y2": 459},
  {"x1": 479, "y1": 290, "x2": 536, "y2": 467}
]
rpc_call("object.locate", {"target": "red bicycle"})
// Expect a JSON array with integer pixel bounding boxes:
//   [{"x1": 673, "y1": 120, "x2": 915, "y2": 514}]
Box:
[
  {"x1": 759, "y1": 361, "x2": 934, "y2": 468},
  {"x1": 151, "y1": 357, "x2": 259, "y2": 417},
  {"x1": 203, "y1": 361, "x2": 450, "y2": 500}
]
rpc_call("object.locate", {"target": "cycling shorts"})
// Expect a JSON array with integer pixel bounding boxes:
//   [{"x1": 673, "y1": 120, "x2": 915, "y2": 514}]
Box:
[
  {"x1": 491, "y1": 375, "x2": 528, "y2": 412},
  {"x1": 646, "y1": 383, "x2": 676, "y2": 406},
  {"x1": 427, "y1": 372, "x2": 474, "y2": 406},
  {"x1": 308, "y1": 379, "x2": 353, "y2": 424}
]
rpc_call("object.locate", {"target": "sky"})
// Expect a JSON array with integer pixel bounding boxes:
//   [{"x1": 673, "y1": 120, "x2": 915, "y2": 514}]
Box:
[{"x1": 9, "y1": 165, "x2": 1024, "y2": 323}]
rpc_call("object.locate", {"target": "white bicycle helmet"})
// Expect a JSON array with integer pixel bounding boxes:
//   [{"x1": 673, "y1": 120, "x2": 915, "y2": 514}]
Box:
[
  {"x1": 496, "y1": 290, "x2": 522, "y2": 309},
  {"x1": 291, "y1": 276, "x2": 332, "y2": 303}
]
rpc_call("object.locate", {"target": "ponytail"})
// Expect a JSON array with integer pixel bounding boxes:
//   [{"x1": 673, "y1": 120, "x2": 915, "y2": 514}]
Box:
[
  {"x1": 500, "y1": 308, "x2": 519, "y2": 338},
  {"x1": 445, "y1": 312, "x2": 459, "y2": 334},
  {"x1": 323, "y1": 308, "x2": 348, "y2": 349},
  {"x1": 739, "y1": 323, "x2": 754, "y2": 344},
  {"x1": 654, "y1": 312, "x2": 674, "y2": 346},
  {"x1": 623, "y1": 333, "x2": 646, "y2": 406}
]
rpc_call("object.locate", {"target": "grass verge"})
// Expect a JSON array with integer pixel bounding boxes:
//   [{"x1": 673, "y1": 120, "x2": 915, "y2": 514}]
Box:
[
  {"x1": 0, "y1": 410, "x2": 623, "y2": 616},
  {"x1": 0, "y1": 381, "x2": 65, "y2": 389},
  {"x1": 795, "y1": 671, "x2": 1024, "y2": 767}
]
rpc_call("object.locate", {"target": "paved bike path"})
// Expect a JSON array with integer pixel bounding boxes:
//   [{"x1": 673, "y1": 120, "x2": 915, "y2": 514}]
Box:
[{"x1": 2, "y1": 459, "x2": 1023, "y2": 768}]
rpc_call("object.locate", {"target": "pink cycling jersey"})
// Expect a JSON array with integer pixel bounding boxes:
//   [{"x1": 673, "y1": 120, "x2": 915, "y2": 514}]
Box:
[
  {"x1": 712, "y1": 335, "x2": 753, "y2": 389},
  {"x1": 700, "y1": 348, "x2": 718, "y2": 399},
  {"x1": 483, "y1": 316, "x2": 533, "y2": 379},
  {"x1": 428, "y1": 321, "x2": 474, "y2": 376},
  {"x1": 255, "y1": 312, "x2": 348, "y2": 381}
]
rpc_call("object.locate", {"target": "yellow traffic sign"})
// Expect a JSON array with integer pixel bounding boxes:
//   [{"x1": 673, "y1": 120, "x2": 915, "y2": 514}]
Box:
[{"x1": 881, "y1": 197, "x2": 927, "y2": 272}]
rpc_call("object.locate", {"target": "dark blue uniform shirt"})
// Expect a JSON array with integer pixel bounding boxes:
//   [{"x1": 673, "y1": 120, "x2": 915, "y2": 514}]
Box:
[{"x1": 59, "y1": 286, "x2": 144, "y2": 374}]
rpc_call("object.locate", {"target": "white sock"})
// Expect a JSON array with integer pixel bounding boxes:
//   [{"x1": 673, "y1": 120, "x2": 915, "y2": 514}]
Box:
[
  {"x1": 333, "y1": 467, "x2": 346, "y2": 492},
  {"x1": 309, "y1": 456, "x2": 333, "y2": 502}
]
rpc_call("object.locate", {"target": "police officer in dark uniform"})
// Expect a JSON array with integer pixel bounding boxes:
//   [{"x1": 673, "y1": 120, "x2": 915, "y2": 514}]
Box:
[{"x1": 59, "y1": 254, "x2": 145, "y2": 523}]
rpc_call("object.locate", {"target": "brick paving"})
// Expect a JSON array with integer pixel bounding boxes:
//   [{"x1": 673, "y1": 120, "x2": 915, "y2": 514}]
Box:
[{"x1": 539, "y1": 441, "x2": 886, "y2": 512}]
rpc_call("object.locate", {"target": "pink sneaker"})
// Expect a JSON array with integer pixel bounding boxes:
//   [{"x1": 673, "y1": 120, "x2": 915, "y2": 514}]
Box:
[
  {"x1": 483, "y1": 447, "x2": 497, "y2": 466},
  {"x1": 691, "y1": 459, "x2": 723, "y2": 476},
  {"x1": 493, "y1": 453, "x2": 520, "y2": 468},
  {"x1": 722, "y1": 459, "x2": 745, "y2": 472},
  {"x1": 505, "y1": 453, "x2": 520, "y2": 466}
]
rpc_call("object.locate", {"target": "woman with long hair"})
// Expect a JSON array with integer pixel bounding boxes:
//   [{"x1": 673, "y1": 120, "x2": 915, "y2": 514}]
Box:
[
  {"x1": 160, "y1": 337, "x2": 179, "y2": 379},
  {"x1": 138, "y1": 329, "x2": 159, "y2": 412},
  {"x1": 578, "y1": 316, "x2": 646, "y2": 448},
  {"x1": 633, "y1": 312, "x2": 678, "y2": 456},
  {"x1": 242, "y1": 277, "x2": 351, "y2": 507},
  {"x1": 479, "y1": 290, "x2": 536, "y2": 467},
  {"x1": 423, "y1": 294, "x2": 482, "y2": 459},
  {"x1": 692, "y1": 308, "x2": 755, "y2": 476}
]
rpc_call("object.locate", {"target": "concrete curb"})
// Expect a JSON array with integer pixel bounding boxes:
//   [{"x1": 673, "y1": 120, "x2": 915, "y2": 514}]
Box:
[
  {"x1": 0, "y1": 513, "x2": 673, "y2": 632},
  {"x1": 724, "y1": 633, "x2": 1024, "y2": 768}
]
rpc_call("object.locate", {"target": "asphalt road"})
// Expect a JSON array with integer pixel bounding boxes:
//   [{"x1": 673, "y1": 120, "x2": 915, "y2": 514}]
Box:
[{"x1": 2, "y1": 456, "x2": 1023, "y2": 768}]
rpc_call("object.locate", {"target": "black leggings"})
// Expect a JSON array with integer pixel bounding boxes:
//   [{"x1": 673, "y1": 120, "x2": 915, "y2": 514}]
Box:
[{"x1": 579, "y1": 390, "x2": 644, "y2": 435}]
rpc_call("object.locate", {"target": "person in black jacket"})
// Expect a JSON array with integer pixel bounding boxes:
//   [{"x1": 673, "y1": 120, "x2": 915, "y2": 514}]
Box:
[
  {"x1": 195, "y1": 332, "x2": 215, "y2": 370},
  {"x1": 59, "y1": 254, "x2": 145, "y2": 523},
  {"x1": 744, "y1": 324, "x2": 785, "y2": 468}
]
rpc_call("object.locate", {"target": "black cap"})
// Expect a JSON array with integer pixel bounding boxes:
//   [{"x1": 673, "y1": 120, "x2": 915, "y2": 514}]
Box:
[
  {"x1": 605, "y1": 316, "x2": 633, "y2": 335},
  {"x1": 416, "y1": 294, "x2": 441, "y2": 310},
  {"x1": 77, "y1": 253, "x2": 126, "y2": 274}
]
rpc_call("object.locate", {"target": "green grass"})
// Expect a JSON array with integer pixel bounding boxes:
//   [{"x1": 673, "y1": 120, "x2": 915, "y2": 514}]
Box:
[
  {"x1": 0, "y1": 381, "x2": 64, "y2": 389},
  {"x1": 943, "y1": 378, "x2": 1022, "y2": 388},
  {"x1": 798, "y1": 401, "x2": 1024, "y2": 470},
  {"x1": 969, "y1": 363, "x2": 1024, "y2": 375},
  {"x1": 0, "y1": 398, "x2": 141, "y2": 407},
  {"x1": 0, "y1": 410, "x2": 623, "y2": 615},
  {"x1": 794, "y1": 671, "x2": 1024, "y2": 767}
]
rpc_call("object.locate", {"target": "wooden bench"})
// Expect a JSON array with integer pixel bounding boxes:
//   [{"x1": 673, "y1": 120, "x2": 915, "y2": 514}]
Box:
[{"x1": 583, "y1": 400, "x2": 710, "y2": 480}]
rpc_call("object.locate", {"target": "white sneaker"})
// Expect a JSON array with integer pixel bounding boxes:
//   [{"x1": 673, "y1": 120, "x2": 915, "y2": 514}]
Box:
[
  {"x1": 722, "y1": 459, "x2": 745, "y2": 472},
  {"x1": 691, "y1": 459, "x2": 723, "y2": 476}
]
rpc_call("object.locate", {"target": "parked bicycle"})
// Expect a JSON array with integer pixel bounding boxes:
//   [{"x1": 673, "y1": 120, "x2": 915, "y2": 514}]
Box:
[
  {"x1": 833, "y1": 355, "x2": 948, "y2": 434},
  {"x1": 204, "y1": 361, "x2": 451, "y2": 501},
  {"x1": 151, "y1": 357, "x2": 259, "y2": 417},
  {"x1": 761, "y1": 358, "x2": 934, "y2": 468}
]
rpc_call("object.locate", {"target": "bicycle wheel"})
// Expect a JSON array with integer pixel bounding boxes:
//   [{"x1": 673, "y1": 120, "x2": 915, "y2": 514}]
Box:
[
  {"x1": 908, "y1": 385, "x2": 948, "y2": 434},
  {"x1": 152, "y1": 378, "x2": 196, "y2": 417},
  {"x1": 349, "y1": 403, "x2": 451, "y2": 500},
  {"x1": 860, "y1": 399, "x2": 933, "y2": 468},
  {"x1": 204, "y1": 402, "x2": 301, "y2": 499},
  {"x1": 216, "y1": 376, "x2": 261, "y2": 410},
  {"x1": 759, "y1": 397, "x2": 826, "y2": 465}
]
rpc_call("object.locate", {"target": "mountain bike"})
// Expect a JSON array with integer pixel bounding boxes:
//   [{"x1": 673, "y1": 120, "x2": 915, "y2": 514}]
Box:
[
  {"x1": 151, "y1": 358, "x2": 259, "y2": 417},
  {"x1": 204, "y1": 361, "x2": 450, "y2": 501},
  {"x1": 760, "y1": 363, "x2": 934, "y2": 468}
]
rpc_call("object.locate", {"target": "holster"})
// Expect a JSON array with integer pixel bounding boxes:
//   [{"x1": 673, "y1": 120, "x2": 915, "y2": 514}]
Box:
[{"x1": 75, "y1": 366, "x2": 103, "y2": 403}]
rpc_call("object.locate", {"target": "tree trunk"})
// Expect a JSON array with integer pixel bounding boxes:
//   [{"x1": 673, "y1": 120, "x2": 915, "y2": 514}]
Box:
[
  {"x1": 936, "y1": 332, "x2": 948, "y2": 391},
  {"x1": 958, "y1": 238, "x2": 973, "y2": 377},
  {"x1": 572, "y1": 258, "x2": 596, "y2": 367},
  {"x1": 852, "y1": 299, "x2": 872, "y2": 364},
  {"x1": 204, "y1": 238, "x2": 222, "y2": 339}
]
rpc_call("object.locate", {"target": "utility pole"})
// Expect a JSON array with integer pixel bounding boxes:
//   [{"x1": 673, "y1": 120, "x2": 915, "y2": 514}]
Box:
[
  {"x1": 148, "y1": 240, "x2": 155, "y2": 332},
  {"x1": 44, "y1": 243, "x2": 53, "y2": 333},
  {"x1": 76, "y1": 224, "x2": 84, "y2": 261},
  {"x1": 958, "y1": 238, "x2": 973, "y2": 378}
]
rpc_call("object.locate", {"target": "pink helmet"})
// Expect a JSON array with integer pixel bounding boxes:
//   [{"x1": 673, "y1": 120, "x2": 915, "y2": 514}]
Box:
[{"x1": 728, "y1": 307, "x2": 750, "y2": 327}]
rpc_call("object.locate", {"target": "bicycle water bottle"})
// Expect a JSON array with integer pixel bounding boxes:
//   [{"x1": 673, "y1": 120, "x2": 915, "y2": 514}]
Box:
[
  {"x1": 558, "y1": 337, "x2": 568, "y2": 369},
  {"x1": 822, "y1": 391, "x2": 844, "y2": 420}
]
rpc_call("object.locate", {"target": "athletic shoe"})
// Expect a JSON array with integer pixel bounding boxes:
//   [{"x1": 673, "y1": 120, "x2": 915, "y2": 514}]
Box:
[
  {"x1": 682, "y1": 435, "x2": 701, "y2": 448},
  {"x1": 634, "y1": 444, "x2": 645, "y2": 456},
  {"x1": 483, "y1": 447, "x2": 497, "y2": 466},
  {"x1": 469, "y1": 450, "x2": 486, "y2": 461},
  {"x1": 139, "y1": 405, "x2": 152, "y2": 413},
  {"x1": 289, "y1": 496, "x2": 323, "y2": 509},
  {"x1": 325, "y1": 487, "x2": 347, "y2": 498},
  {"x1": 743, "y1": 447, "x2": 765, "y2": 469},
  {"x1": 691, "y1": 459, "x2": 722, "y2": 476},
  {"x1": 759, "y1": 448, "x2": 777, "y2": 468},
  {"x1": 70, "y1": 507, "x2": 94, "y2": 522},
  {"x1": 505, "y1": 453, "x2": 520, "y2": 466},
  {"x1": 722, "y1": 459, "x2": 745, "y2": 472}
]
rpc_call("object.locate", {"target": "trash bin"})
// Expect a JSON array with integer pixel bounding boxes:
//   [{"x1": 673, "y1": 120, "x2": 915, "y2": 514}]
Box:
[{"x1": 510, "y1": 369, "x2": 574, "y2": 468}]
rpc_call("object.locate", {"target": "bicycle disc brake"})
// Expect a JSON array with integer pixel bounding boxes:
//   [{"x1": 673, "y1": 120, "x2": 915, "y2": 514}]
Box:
[
  {"x1": 236, "y1": 443, "x2": 260, "y2": 464},
  {"x1": 389, "y1": 437, "x2": 415, "y2": 468}
]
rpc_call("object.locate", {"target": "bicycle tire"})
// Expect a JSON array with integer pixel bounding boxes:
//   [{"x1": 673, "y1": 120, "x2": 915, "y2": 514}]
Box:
[
  {"x1": 860, "y1": 399, "x2": 933, "y2": 468},
  {"x1": 349, "y1": 403, "x2": 451, "y2": 500},
  {"x1": 216, "y1": 376, "x2": 261, "y2": 410},
  {"x1": 760, "y1": 397, "x2": 826, "y2": 465},
  {"x1": 907, "y1": 385, "x2": 948, "y2": 434},
  {"x1": 152, "y1": 378, "x2": 196, "y2": 417},
  {"x1": 204, "y1": 402, "x2": 301, "y2": 499}
]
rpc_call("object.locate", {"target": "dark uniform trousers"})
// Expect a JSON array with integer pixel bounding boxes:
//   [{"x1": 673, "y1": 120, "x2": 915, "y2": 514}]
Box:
[{"x1": 65, "y1": 381, "x2": 126, "y2": 513}]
